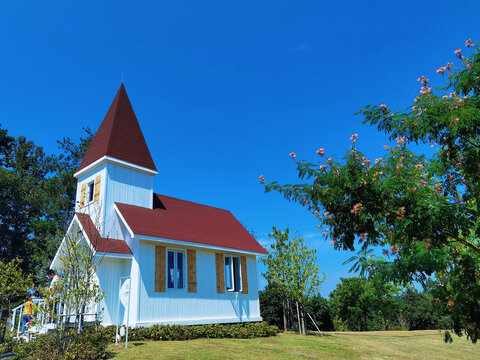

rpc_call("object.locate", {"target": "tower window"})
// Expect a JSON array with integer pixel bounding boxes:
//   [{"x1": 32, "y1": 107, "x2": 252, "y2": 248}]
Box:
[{"x1": 87, "y1": 181, "x2": 95, "y2": 203}]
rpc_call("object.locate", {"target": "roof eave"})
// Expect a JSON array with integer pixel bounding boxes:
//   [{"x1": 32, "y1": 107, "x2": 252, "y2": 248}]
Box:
[
  {"x1": 134, "y1": 234, "x2": 268, "y2": 256},
  {"x1": 74, "y1": 155, "x2": 158, "y2": 178}
]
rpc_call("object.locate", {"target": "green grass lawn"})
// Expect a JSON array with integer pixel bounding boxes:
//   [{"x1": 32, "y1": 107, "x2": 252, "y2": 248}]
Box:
[{"x1": 109, "y1": 330, "x2": 478, "y2": 359}]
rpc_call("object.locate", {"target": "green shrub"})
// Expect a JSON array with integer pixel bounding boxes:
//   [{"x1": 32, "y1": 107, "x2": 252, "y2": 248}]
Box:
[
  {"x1": 103, "y1": 321, "x2": 278, "y2": 343},
  {"x1": 10, "y1": 327, "x2": 111, "y2": 360}
]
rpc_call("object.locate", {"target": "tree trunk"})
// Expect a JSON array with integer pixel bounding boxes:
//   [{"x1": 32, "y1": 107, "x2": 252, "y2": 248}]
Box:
[
  {"x1": 282, "y1": 299, "x2": 287, "y2": 331},
  {"x1": 300, "y1": 304, "x2": 306, "y2": 335},
  {"x1": 295, "y1": 301, "x2": 301, "y2": 334},
  {"x1": 287, "y1": 298, "x2": 294, "y2": 330}
]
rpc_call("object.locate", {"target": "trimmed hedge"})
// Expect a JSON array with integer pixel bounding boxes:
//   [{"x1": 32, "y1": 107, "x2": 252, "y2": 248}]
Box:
[{"x1": 103, "y1": 321, "x2": 279, "y2": 342}]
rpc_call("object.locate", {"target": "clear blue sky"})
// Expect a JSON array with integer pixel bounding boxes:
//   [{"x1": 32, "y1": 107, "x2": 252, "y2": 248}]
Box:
[{"x1": 1, "y1": 1, "x2": 478, "y2": 295}]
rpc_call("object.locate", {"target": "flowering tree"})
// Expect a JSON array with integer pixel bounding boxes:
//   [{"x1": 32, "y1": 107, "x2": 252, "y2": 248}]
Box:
[{"x1": 262, "y1": 39, "x2": 480, "y2": 342}]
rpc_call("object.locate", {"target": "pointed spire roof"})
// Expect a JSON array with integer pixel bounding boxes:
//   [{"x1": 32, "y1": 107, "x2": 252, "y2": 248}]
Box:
[{"x1": 76, "y1": 84, "x2": 157, "y2": 174}]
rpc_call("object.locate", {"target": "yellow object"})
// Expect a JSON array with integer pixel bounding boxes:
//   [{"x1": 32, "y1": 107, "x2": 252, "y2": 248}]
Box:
[{"x1": 22, "y1": 301, "x2": 33, "y2": 316}]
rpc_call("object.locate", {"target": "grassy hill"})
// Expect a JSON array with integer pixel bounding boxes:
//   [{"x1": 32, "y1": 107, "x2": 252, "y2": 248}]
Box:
[{"x1": 110, "y1": 330, "x2": 478, "y2": 359}]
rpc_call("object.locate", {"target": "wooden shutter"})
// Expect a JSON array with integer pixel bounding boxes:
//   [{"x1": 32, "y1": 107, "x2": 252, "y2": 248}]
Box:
[
  {"x1": 79, "y1": 183, "x2": 86, "y2": 208},
  {"x1": 241, "y1": 256, "x2": 248, "y2": 294},
  {"x1": 187, "y1": 249, "x2": 197, "y2": 293},
  {"x1": 155, "y1": 246, "x2": 166, "y2": 292},
  {"x1": 94, "y1": 175, "x2": 101, "y2": 201},
  {"x1": 215, "y1": 253, "x2": 225, "y2": 294}
]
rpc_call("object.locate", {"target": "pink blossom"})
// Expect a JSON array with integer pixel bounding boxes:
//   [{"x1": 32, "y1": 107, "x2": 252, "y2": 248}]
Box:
[
  {"x1": 320, "y1": 164, "x2": 327, "y2": 170},
  {"x1": 323, "y1": 211, "x2": 330, "y2": 217},
  {"x1": 441, "y1": 95, "x2": 448, "y2": 99},
  {"x1": 454, "y1": 48, "x2": 463, "y2": 59},
  {"x1": 395, "y1": 206, "x2": 406, "y2": 218},
  {"x1": 436, "y1": 66, "x2": 447, "y2": 75},
  {"x1": 289, "y1": 152, "x2": 296, "y2": 159},
  {"x1": 259, "y1": 175, "x2": 265, "y2": 182},
  {"x1": 466, "y1": 63, "x2": 472, "y2": 68},
  {"x1": 412, "y1": 105, "x2": 418, "y2": 111},
  {"x1": 414, "y1": 163, "x2": 424, "y2": 170},
  {"x1": 396, "y1": 137, "x2": 406, "y2": 146},
  {"x1": 465, "y1": 38, "x2": 473, "y2": 47},
  {"x1": 417, "y1": 76, "x2": 428, "y2": 84},
  {"x1": 419, "y1": 86, "x2": 431, "y2": 95},
  {"x1": 383, "y1": 145, "x2": 390, "y2": 150},
  {"x1": 349, "y1": 133, "x2": 358, "y2": 144},
  {"x1": 326, "y1": 157, "x2": 333, "y2": 165},
  {"x1": 316, "y1": 147, "x2": 325, "y2": 156},
  {"x1": 449, "y1": 92, "x2": 456, "y2": 98},
  {"x1": 375, "y1": 158, "x2": 382, "y2": 164},
  {"x1": 446, "y1": 62, "x2": 452, "y2": 70},
  {"x1": 350, "y1": 203, "x2": 363, "y2": 215}
]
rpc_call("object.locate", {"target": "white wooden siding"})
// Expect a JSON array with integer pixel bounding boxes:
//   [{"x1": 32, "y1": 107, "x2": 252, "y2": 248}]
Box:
[
  {"x1": 96, "y1": 257, "x2": 131, "y2": 326},
  {"x1": 103, "y1": 163, "x2": 154, "y2": 238},
  {"x1": 134, "y1": 240, "x2": 261, "y2": 326}
]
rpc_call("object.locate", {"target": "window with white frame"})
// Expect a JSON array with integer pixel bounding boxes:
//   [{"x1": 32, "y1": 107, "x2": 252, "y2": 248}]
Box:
[
  {"x1": 224, "y1": 255, "x2": 241, "y2": 292},
  {"x1": 87, "y1": 181, "x2": 95, "y2": 203},
  {"x1": 167, "y1": 250, "x2": 185, "y2": 290}
]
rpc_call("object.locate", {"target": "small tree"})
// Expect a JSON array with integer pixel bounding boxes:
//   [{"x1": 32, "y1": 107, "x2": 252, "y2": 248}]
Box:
[
  {"x1": 0, "y1": 259, "x2": 32, "y2": 339},
  {"x1": 261, "y1": 227, "x2": 325, "y2": 334},
  {"x1": 41, "y1": 206, "x2": 105, "y2": 330}
]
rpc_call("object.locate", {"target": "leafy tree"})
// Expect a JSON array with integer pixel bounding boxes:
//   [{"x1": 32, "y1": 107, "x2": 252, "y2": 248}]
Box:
[
  {"x1": 40, "y1": 222, "x2": 105, "y2": 330},
  {"x1": 263, "y1": 39, "x2": 480, "y2": 342},
  {"x1": 0, "y1": 259, "x2": 33, "y2": 340},
  {"x1": 260, "y1": 227, "x2": 325, "y2": 334},
  {"x1": 329, "y1": 277, "x2": 400, "y2": 331},
  {"x1": 0, "y1": 132, "x2": 52, "y2": 272},
  {"x1": 397, "y1": 286, "x2": 452, "y2": 330},
  {"x1": 0, "y1": 125, "x2": 93, "y2": 283},
  {"x1": 303, "y1": 294, "x2": 334, "y2": 331},
  {"x1": 259, "y1": 282, "x2": 284, "y2": 329}
]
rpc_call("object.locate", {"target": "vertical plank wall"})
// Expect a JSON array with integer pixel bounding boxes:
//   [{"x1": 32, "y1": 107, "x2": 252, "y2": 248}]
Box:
[{"x1": 135, "y1": 240, "x2": 262, "y2": 326}]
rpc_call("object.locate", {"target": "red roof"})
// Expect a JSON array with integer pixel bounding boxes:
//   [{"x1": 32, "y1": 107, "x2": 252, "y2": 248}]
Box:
[
  {"x1": 76, "y1": 84, "x2": 157, "y2": 173},
  {"x1": 115, "y1": 194, "x2": 267, "y2": 254},
  {"x1": 76, "y1": 212, "x2": 132, "y2": 255}
]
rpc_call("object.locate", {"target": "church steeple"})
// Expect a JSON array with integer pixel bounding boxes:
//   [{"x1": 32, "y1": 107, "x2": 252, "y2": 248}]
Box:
[{"x1": 75, "y1": 84, "x2": 157, "y2": 176}]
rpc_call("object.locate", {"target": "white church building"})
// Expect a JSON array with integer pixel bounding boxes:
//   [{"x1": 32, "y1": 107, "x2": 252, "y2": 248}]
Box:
[{"x1": 50, "y1": 84, "x2": 267, "y2": 327}]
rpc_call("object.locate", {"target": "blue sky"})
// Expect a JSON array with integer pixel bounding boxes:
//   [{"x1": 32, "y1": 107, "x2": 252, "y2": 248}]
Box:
[{"x1": 1, "y1": 1, "x2": 479, "y2": 295}]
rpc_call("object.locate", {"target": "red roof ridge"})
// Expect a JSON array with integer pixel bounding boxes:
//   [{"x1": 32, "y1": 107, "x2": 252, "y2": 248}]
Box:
[{"x1": 153, "y1": 193, "x2": 231, "y2": 213}]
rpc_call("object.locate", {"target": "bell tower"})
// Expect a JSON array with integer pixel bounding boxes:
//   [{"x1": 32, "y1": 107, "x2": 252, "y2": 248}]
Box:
[{"x1": 74, "y1": 84, "x2": 157, "y2": 238}]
